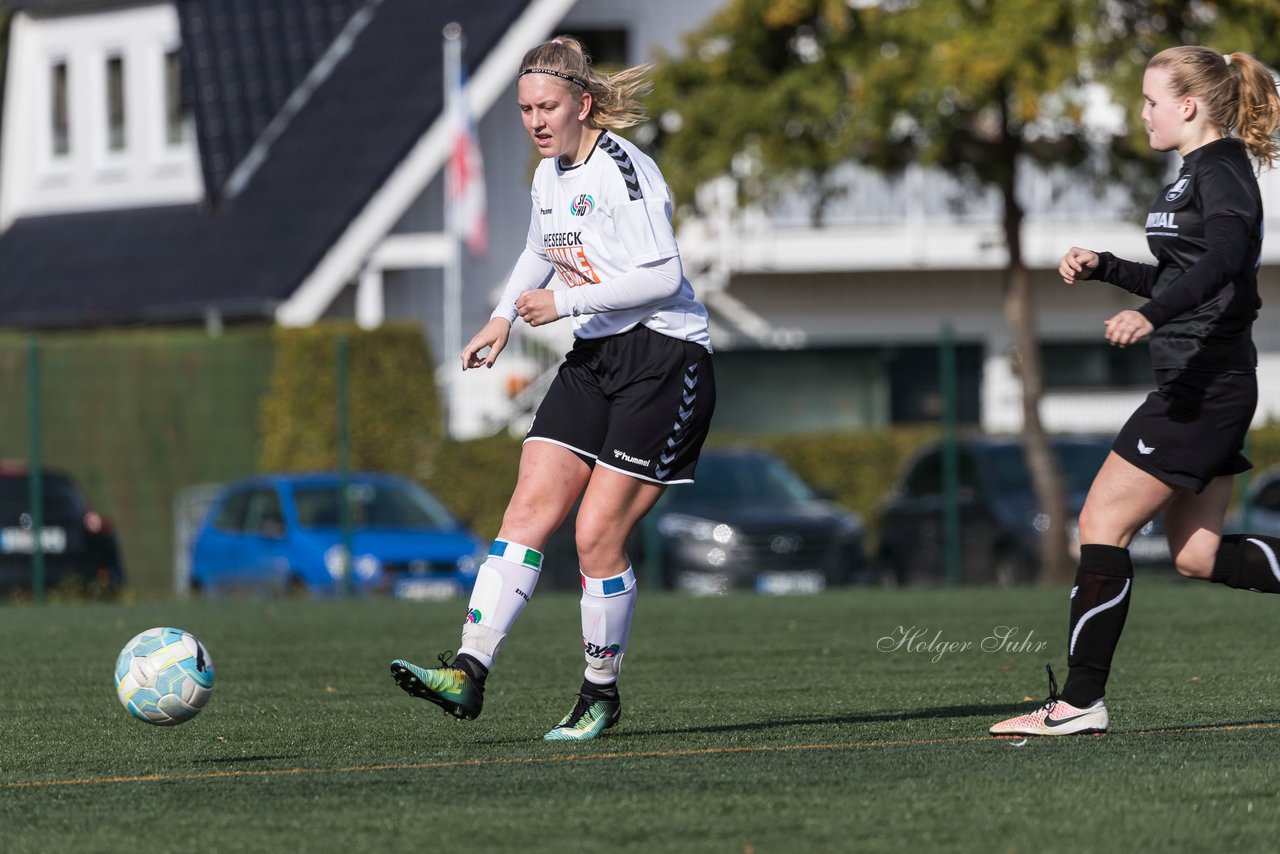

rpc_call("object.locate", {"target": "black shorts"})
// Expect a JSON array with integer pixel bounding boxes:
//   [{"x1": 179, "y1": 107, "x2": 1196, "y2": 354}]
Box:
[
  {"x1": 526, "y1": 325, "x2": 716, "y2": 484},
  {"x1": 1112, "y1": 369, "x2": 1256, "y2": 492}
]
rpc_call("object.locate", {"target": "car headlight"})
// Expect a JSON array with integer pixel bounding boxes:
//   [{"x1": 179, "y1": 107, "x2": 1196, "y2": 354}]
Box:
[
  {"x1": 324, "y1": 547, "x2": 381, "y2": 580},
  {"x1": 456, "y1": 551, "x2": 484, "y2": 575},
  {"x1": 836, "y1": 512, "x2": 865, "y2": 535},
  {"x1": 657, "y1": 513, "x2": 735, "y2": 544},
  {"x1": 354, "y1": 554, "x2": 381, "y2": 580},
  {"x1": 324, "y1": 545, "x2": 347, "y2": 578}
]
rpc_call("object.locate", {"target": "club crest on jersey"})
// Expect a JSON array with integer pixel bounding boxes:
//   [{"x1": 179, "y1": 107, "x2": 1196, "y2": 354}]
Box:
[
  {"x1": 569, "y1": 193, "x2": 595, "y2": 216},
  {"x1": 1164, "y1": 176, "x2": 1190, "y2": 201}
]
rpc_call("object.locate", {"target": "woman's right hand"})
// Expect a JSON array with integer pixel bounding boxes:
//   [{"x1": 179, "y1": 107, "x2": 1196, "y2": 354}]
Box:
[
  {"x1": 461, "y1": 318, "x2": 512, "y2": 370},
  {"x1": 1059, "y1": 247, "x2": 1099, "y2": 284}
]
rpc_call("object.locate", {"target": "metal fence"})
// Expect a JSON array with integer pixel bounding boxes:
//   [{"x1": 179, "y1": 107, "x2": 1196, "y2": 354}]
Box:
[{"x1": 0, "y1": 327, "x2": 273, "y2": 599}]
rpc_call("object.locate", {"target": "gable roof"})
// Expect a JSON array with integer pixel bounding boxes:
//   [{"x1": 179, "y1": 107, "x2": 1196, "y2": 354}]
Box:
[
  {"x1": 0, "y1": 0, "x2": 543, "y2": 328},
  {"x1": 180, "y1": 0, "x2": 370, "y2": 206}
]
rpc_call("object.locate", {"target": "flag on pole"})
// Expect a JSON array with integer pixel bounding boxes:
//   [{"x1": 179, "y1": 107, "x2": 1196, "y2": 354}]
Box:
[{"x1": 446, "y1": 41, "x2": 487, "y2": 257}]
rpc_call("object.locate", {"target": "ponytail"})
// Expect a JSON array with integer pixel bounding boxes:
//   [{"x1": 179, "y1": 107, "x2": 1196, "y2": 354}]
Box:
[
  {"x1": 1225, "y1": 52, "x2": 1280, "y2": 167},
  {"x1": 1150, "y1": 46, "x2": 1280, "y2": 167}
]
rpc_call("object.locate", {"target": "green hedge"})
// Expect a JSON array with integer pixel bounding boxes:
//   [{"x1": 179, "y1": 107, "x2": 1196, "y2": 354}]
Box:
[
  {"x1": 421, "y1": 434, "x2": 523, "y2": 538},
  {"x1": 712, "y1": 427, "x2": 941, "y2": 523},
  {"x1": 259, "y1": 322, "x2": 444, "y2": 477}
]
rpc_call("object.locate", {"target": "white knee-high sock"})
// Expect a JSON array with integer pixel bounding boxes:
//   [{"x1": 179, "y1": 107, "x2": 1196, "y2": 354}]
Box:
[
  {"x1": 457, "y1": 540, "x2": 543, "y2": 669},
  {"x1": 579, "y1": 567, "x2": 637, "y2": 686}
]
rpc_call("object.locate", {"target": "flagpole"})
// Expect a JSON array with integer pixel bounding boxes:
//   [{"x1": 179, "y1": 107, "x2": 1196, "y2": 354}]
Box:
[{"x1": 442, "y1": 22, "x2": 463, "y2": 435}]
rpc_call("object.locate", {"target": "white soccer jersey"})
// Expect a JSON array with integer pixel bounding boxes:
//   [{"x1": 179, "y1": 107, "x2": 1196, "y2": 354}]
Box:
[{"x1": 514, "y1": 131, "x2": 711, "y2": 350}]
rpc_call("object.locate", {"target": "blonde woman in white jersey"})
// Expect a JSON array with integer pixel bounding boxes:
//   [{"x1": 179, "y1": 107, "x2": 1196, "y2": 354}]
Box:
[{"x1": 391, "y1": 36, "x2": 715, "y2": 741}]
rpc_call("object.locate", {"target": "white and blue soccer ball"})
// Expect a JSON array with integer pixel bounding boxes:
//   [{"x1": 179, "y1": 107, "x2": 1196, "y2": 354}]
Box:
[{"x1": 114, "y1": 627, "x2": 215, "y2": 726}]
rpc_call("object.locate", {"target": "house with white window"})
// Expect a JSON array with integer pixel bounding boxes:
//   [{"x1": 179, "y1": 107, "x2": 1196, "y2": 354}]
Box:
[{"x1": 4, "y1": 0, "x2": 1280, "y2": 440}]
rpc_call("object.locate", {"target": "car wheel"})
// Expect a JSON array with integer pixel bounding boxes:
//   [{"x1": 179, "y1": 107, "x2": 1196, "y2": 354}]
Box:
[
  {"x1": 875, "y1": 551, "x2": 905, "y2": 588},
  {"x1": 992, "y1": 549, "x2": 1024, "y2": 587},
  {"x1": 285, "y1": 573, "x2": 308, "y2": 598}
]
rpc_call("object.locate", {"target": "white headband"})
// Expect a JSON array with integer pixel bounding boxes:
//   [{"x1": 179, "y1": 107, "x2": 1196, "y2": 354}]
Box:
[{"x1": 1224, "y1": 53, "x2": 1233, "y2": 66}]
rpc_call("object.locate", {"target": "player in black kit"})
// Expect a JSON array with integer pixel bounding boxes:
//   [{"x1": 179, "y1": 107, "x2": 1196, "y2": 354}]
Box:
[{"x1": 991, "y1": 46, "x2": 1280, "y2": 736}]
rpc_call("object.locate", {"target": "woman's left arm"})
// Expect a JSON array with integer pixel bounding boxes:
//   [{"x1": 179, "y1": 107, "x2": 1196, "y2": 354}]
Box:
[
  {"x1": 552, "y1": 254, "x2": 683, "y2": 317},
  {"x1": 1136, "y1": 214, "x2": 1252, "y2": 328}
]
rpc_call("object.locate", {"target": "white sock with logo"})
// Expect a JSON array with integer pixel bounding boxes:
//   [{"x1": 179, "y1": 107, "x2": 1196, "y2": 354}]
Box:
[
  {"x1": 579, "y1": 566, "x2": 637, "y2": 686},
  {"x1": 457, "y1": 540, "x2": 543, "y2": 669}
]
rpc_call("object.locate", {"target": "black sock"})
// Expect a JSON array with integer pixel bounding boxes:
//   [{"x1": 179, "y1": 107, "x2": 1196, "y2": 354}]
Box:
[
  {"x1": 581, "y1": 678, "x2": 618, "y2": 700},
  {"x1": 1211, "y1": 535, "x2": 1280, "y2": 593},
  {"x1": 1061, "y1": 544, "x2": 1133, "y2": 708},
  {"x1": 453, "y1": 653, "x2": 489, "y2": 686}
]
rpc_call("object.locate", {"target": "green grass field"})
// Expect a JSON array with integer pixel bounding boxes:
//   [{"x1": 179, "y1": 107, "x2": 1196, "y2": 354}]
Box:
[{"x1": 3, "y1": 578, "x2": 1278, "y2": 853}]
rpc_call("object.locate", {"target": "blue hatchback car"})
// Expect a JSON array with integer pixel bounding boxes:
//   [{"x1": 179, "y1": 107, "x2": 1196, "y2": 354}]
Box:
[{"x1": 190, "y1": 472, "x2": 485, "y2": 599}]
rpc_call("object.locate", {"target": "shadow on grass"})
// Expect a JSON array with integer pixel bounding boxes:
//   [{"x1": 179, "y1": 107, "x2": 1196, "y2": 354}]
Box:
[
  {"x1": 468, "y1": 702, "x2": 1021, "y2": 746},
  {"x1": 617, "y1": 702, "x2": 1022, "y2": 738},
  {"x1": 195, "y1": 755, "x2": 306, "y2": 764},
  {"x1": 465, "y1": 700, "x2": 1280, "y2": 747}
]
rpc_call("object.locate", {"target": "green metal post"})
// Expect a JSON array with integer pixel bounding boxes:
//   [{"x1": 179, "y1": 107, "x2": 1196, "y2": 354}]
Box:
[
  {"x1": 337, "y1": 335, "x2": 355, "y2": 595},
  {"x1": 27, "y1": 335, "x2": 46, "y2": 601},
  {"x1": 940, "y1": 322, "x2": 961, "y2": 586},
  {"x1": 642, "y1": 512, "x2": 662, "y2": 590}
]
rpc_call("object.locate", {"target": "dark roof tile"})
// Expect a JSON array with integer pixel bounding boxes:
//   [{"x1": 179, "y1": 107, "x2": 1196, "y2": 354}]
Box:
[{"x1": 0, "y1": 0, "x2": 532, "y2": 328}]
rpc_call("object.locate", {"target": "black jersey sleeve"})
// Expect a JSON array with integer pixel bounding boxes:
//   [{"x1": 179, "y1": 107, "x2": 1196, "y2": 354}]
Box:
[
  {"x1": 1196, "y1": 152, "x2": 1262, "y2": 223},
  {"x1": 1094, "y1": 252, "x2": 1157, "y2": 297},
  {"x1": 1136, "y1": 214, "x2": 1252, "y2": 328}
]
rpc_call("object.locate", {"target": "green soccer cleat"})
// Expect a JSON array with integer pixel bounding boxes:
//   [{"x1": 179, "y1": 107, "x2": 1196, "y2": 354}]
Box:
[
  {"x1": 543, "y1": 691, "x2": 622, "y2": 741},
  {"x1": 389, "y1": 653, "x2": 484, "y2": 720}
]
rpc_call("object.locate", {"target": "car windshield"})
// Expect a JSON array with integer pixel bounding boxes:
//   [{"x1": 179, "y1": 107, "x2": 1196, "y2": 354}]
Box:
[
  {"x1": 293, "y1": 480, "x2": 457, "y2": 530},
  {"x1": 666, "y1": 454, "x2": 815, "y2": 508},
  {"x1": 0, "y1": 474, "x2": 84, "y2": 521},
  {"x1": 981, "y1": 443, "x2": 1109, "y2": 495}
]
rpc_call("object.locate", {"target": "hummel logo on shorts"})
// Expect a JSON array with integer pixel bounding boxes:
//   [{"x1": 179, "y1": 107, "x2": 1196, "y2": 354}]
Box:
[{"x1": 1137, "y1": 439, "x2": 1156, "y2": 455}]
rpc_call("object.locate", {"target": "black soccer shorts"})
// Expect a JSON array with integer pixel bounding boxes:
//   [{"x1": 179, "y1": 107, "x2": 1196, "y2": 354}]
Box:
[
  {"x1": 526, "y1": 324, "x2": 715, "y2": 484},
  {"x1": 1112, "y1": 368, "x2": 1257, "y2": 492}
]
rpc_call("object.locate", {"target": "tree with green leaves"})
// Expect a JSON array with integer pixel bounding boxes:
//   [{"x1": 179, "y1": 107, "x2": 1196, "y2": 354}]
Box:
[{"x1": 644, "y1": 0, "x2": 1280, "y2": 583}]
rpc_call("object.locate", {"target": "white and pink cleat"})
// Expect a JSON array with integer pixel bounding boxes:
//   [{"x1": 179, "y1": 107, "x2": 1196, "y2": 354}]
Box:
[{"x1": 990, "y1": 665, "x2": 1109, "y2": 736}]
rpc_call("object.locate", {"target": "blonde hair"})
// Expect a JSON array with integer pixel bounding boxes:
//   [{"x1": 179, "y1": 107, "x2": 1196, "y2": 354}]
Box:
[
  {"x1": 1149, "y1": 46, "x2": 1280, "y2": 167},
  {"x1": 518, "y1": 35, "x2": 652, "y2": 129}
]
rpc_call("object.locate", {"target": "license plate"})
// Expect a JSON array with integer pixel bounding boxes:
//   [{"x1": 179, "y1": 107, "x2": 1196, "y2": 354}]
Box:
[
  {"x1": 1129, "y1": 536, "x2": 1170, "y2": 560},
  {"x1": 393, "y1": 578, "x2": 461, "y2": 601},
  {"x1": 754, "y1": 571, "x2": 825, "y2": 595},
  {"x1": 1, "y1": 527, "x2": 67, "y2": 554},
  {"x1": 675, "y1": 571, "x2": 730, "y2": 596}
]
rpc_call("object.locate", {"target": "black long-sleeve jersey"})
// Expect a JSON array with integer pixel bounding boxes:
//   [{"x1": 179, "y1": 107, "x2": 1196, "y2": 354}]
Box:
[{"x1": 1093, "y1": 137, "x2": 1263, "y2": 373}]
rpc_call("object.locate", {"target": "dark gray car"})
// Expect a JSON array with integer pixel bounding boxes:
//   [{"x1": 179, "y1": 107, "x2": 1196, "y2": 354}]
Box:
[
  {"x1": 875, "y1": 434, "x2": 1170, "y2": 586},
  {"x1": 543, "y1": 448, "x2": 866, "y2": 594},
  {"x1": 0, "y1": 464, "x2": 125, "y2": 597}
]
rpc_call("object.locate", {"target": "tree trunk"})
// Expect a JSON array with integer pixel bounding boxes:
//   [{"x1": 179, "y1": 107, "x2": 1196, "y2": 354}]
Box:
[{"x1": 1000, "y1": 170, "x2": 1074, "y2": 584}]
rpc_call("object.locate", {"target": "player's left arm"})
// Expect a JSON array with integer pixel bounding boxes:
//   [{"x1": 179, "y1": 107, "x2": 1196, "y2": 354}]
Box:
[
  {"x1": 1137, "y1": 158, "x2": 1259, "y2": 329},
  {"x1": 551, "y1": 253, "x2": 683, "y2": 317},
  {"x1": 1136, "y1": 216, "x2": 1250, "y2": 328}
]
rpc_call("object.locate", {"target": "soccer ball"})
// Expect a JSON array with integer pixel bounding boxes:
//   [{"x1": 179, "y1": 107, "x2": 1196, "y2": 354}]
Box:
[{"x1": 114, "y1": 627, "x2": 215, "y2": 726}]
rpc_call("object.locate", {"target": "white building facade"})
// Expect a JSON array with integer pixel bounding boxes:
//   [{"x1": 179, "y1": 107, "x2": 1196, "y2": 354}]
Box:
[{"x1": 0, "y1": 2, "x2": 200, "y2": 227}]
